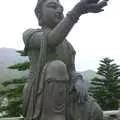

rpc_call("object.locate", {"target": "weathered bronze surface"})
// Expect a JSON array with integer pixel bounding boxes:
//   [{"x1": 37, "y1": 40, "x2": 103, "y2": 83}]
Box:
[{"x1": 22, "y1": 0, "x2": 108, "y2": 119}]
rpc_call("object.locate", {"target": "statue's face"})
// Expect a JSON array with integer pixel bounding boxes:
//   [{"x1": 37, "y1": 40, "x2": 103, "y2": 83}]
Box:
[{"x1": 41, "y1": 0, "x2": 64, "y2": 28}]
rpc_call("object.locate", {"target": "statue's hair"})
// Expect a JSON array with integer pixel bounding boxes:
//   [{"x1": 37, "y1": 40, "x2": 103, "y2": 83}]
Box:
[
  {"x1": 34, "y1": 0, "x2": 59, "y2": 26},
  {"x1": 34, "y1": 0, "x2": 47, "y2": 26}
]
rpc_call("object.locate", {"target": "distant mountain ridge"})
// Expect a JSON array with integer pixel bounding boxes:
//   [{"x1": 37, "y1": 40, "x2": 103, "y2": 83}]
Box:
[
  {"x1": 0, "y1": 47, "x2": 98, "y2": 83},
  {"x1": 81, "y1": 69, "x2": 98, "y2": 81}
]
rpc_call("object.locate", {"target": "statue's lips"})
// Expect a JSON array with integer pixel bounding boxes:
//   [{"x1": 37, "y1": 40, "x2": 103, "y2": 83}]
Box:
[{"x1": 55, "y1": 13, "x2": 63, "y2": 19}]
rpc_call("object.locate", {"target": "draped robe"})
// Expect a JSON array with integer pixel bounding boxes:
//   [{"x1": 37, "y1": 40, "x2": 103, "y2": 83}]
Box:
[{"x1": 23, "y1": 28, "x2": 76, "y2": 120}]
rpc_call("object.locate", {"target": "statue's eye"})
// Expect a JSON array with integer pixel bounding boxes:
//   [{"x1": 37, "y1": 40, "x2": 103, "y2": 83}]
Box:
[
  {"x1": 47, "y1": 3, "x2": 57, "y2": 9},
  {"x1": 51, "y1": 4, "x2": 57, "y2": 9}
]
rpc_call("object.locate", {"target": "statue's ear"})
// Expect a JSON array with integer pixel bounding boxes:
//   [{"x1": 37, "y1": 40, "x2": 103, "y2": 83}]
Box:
[
  {"x1": 38, "y1": 13, "x2": 43, "y2": 26},
  {"x1": 38, "y1": 19, "x2": 43, "y2": 26}
]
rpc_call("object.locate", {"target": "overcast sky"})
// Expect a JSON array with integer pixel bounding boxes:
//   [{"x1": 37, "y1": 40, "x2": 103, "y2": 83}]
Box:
[{"x1": 0, "y1": 0, "x2": 120, "y2": 71}]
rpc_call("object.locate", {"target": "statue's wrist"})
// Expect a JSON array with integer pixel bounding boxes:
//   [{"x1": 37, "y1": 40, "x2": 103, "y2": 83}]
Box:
[
  {"x1": 66, "y1": 2, "x2": 88, "y2": 23},
  {"x1": 66, "y1": 11, "x2": 80, "y2": 23}
]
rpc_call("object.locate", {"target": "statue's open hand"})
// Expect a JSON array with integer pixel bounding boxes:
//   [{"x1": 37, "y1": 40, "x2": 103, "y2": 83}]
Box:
[
  {"x1": 74, "y1": 79, "x2": 88, "y2": 104},
  {"x1": 81, "y1": 0, "x2": 108, "y2": 14}
]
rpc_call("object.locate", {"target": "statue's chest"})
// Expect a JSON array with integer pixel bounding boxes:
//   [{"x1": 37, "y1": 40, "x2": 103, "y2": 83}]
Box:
[{"x1": 47, "y1": 40, "x2": 72, "y2": 65}]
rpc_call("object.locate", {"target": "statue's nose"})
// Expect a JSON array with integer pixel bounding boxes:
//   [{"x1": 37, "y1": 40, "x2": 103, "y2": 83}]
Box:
[
  {"x1": 56, "y1": 7, "x2": 64, "y2": 18},
  {"x1": 56, "y1": 6, "x2": 63, "y2": 13}
]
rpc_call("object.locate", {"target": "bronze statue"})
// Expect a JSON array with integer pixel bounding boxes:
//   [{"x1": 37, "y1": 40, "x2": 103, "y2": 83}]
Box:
[{"x1": 22, "y1": 0, "x2": 108, "y2": 119}]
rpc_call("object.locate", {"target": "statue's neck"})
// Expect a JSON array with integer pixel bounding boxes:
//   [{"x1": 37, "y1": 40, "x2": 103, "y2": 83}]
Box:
[
  {"x1": 41, "y1": 22, "x2": 58, "y2": 30},
  {"x1": 41, "y1": 26, "x2": 52, "y2": 31}
]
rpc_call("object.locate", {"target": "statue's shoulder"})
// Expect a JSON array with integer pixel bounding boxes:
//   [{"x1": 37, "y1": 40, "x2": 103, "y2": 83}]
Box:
[{"x1": 23, "y1": 28, "x2": 41, "y2": 44}]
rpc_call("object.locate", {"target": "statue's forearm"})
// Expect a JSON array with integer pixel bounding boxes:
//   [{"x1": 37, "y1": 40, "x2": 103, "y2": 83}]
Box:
[
  {"x1": 47, "y1": 17, "x2": 75, "y2": 46},
  {"x1": 47, "y1": 2, "x2": 84, "y2": 46}
]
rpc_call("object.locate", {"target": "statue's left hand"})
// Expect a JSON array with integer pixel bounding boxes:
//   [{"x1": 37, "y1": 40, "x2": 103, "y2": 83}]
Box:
[{"x1": 74, "y1": 79, "x2": 88, "y2": 104}]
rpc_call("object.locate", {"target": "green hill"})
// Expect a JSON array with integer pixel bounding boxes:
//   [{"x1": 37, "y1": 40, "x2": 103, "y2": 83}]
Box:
[{"x1": 81, "y1": 69, "x2": 98, "y2": 81}]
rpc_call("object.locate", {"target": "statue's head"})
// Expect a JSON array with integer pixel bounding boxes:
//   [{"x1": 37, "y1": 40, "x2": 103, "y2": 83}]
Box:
[
  {"x1": 44, "y1": 60, "x2": 69, "y2": 82},
  {"x1": 35, "y1": 0, "x2": 64, "y2": 28}
]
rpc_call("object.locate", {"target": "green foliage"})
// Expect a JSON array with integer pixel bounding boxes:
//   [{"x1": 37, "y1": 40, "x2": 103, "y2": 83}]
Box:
[
  {"x1": 16, "y1": 50, "x2": 26, "y2": 56},
  {"x1": 1, "y1": 78, "x2": 26, "y2": 87},
  {"x1": 90, "y1": 58, "x2": 120, "y2": 110},
  {"x1": 0, "y1": 51, "x2": 28, "y2": 117},
  {"x1": 8, "y1": 62, "x2": 30, "y2": 71}
]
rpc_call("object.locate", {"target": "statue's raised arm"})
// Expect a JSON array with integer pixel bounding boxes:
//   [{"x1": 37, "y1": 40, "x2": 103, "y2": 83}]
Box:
[
  {"x1": 36, "y1": 0, "x2": 108, "y2": 47},
  {"x1": 23, "y1": 0, "x2": 108, "y2": 49}
]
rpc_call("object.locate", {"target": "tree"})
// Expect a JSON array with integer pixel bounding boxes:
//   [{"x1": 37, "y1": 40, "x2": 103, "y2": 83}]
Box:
[
  {"x1": 0, "y1": 51, "x2": 30, "y2": 117},
  {"x1": 90, "y1": 57, "x2": 120, "y2": 110}
]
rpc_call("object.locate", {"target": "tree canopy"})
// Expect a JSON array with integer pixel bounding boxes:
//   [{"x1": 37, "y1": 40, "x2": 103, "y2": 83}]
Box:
[{"x1": 90, "y1": 58, "x2": 120, "y2": 110}]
